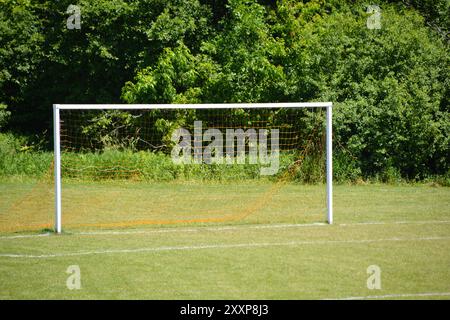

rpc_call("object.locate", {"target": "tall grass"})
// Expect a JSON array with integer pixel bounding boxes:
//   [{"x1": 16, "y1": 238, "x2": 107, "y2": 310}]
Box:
[
  {"x1": 61, "y1": 149, "x2": 324, "y2": 183},
  {"x1": 1, "y1": 133, "x2": 327, "y2": 183},
  {"x1": 1, "y1": 133, "x2": 448, "y2": 185},
  {"x1": 0, "y1": 133, "x2": 53, "y2": 179}
]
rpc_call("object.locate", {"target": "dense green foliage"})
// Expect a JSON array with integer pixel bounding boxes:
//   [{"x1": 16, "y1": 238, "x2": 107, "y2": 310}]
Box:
[{"x1": 0, "y1": 0, "x2": 448, "y2": 181}]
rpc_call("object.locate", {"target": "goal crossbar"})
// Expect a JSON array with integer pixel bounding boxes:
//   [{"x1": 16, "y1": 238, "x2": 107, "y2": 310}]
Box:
[{"x1": 53, "y1": 103, "x2": 333, "y2": 233}]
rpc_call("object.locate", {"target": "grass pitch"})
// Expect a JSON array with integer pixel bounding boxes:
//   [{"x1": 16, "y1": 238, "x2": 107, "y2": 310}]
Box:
[{"x1": 0, "y1": 181, "x2": 449, "y2": 299}]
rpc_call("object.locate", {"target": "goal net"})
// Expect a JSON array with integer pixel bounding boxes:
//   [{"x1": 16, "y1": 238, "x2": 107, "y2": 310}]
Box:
[{"x1": 53, "y1": 103, "x2": 333, "y2": 233}]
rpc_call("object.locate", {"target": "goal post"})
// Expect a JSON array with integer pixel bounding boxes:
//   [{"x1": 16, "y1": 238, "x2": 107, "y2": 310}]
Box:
[
  {"x1": 326, "y1": 105, "x2": 333, "y2": 224},
  {"x1": 53, "y1": 102, "x2": 333, "y2": 233},
  {"x1": 53, "y1": 104, "x2": 62, "y2": 233}
]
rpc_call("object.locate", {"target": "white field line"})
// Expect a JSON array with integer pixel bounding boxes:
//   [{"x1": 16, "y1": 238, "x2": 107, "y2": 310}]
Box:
[
  {"x1": 1, "y1": 236, "x2": 449, "y2": 259},
  {"x1": 326, "y1": 292, "x2": 450, "y2": 300},
  {"x1": 0, "y1": 222, "x2": 327, "y2": 239},
  {"x1": 1, "y1": 220, "x2": 449, "y2": 239},
  {"x1": 339, "y1": 220, "x2": 450, "y2": 226},
  {"x1": 76, "y1": 219, "x2": 450, "y2": 236},
  {"x1": 0, "y1": 233, "x2": 51, "y2": 240},
  {"x1": 77, "y1": 222, "x2": 328, "y2": 236}
]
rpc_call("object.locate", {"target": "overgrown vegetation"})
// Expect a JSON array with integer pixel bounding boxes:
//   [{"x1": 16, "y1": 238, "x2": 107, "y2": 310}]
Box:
[
  {"x1": 0, "y1": 0, "x2": 448, "y2": 182},
  {"x1": 1, "y1": 132, "x2": 448, "y2": 185},
  {"x1": 0, "y1": 133, "x2": 53, "y2": 178}
]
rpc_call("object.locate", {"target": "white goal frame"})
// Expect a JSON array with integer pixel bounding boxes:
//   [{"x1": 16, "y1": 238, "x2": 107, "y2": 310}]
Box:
[{"x1": 53, "y1": 102, "x2": 333, "y2": 233}]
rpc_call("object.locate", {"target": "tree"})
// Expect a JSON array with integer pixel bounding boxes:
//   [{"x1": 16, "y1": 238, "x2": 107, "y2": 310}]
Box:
[{"x1": 0, "y1": 0, "x2": 44, "y2": 129}]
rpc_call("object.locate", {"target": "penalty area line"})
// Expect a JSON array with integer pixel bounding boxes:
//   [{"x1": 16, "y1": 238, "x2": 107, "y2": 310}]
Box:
[
  {"x1": 339, "y1": 220, "x2": 450, "y2": 227},
  {"x1": 0, "y1": 236, "x2": 449, "y2": 259},
  {"x1": 326, "y1": 292, "x2": 450, "y2": 300},
  {"x1": 76, "y1": 222, "x2": 328, "y2": 236},
  {"x1": 76, "y1": 219, "x2": 450, "y2": 236},
  {"x1": 0, "y1": 220, "x2": 449, "y2": 239},
  {"x1": 0, "y1": 233, "x2": 51, "y2": 240}
]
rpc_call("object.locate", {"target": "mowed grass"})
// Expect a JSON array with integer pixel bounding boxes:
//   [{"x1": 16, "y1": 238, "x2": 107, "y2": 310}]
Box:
[{"x1": 0, "y1": 180, "x2": 449, "y2": 299}]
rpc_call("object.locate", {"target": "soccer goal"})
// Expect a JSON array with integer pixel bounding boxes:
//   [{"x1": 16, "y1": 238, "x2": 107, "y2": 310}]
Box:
[{"x1": 53, "y1": 103, "x2": 333, "y2": 233}]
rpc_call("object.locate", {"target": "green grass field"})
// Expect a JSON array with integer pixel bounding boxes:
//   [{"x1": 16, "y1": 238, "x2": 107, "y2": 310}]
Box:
[{"x1": 0, "y1": 181, "x2": 449, "y2": 299}]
